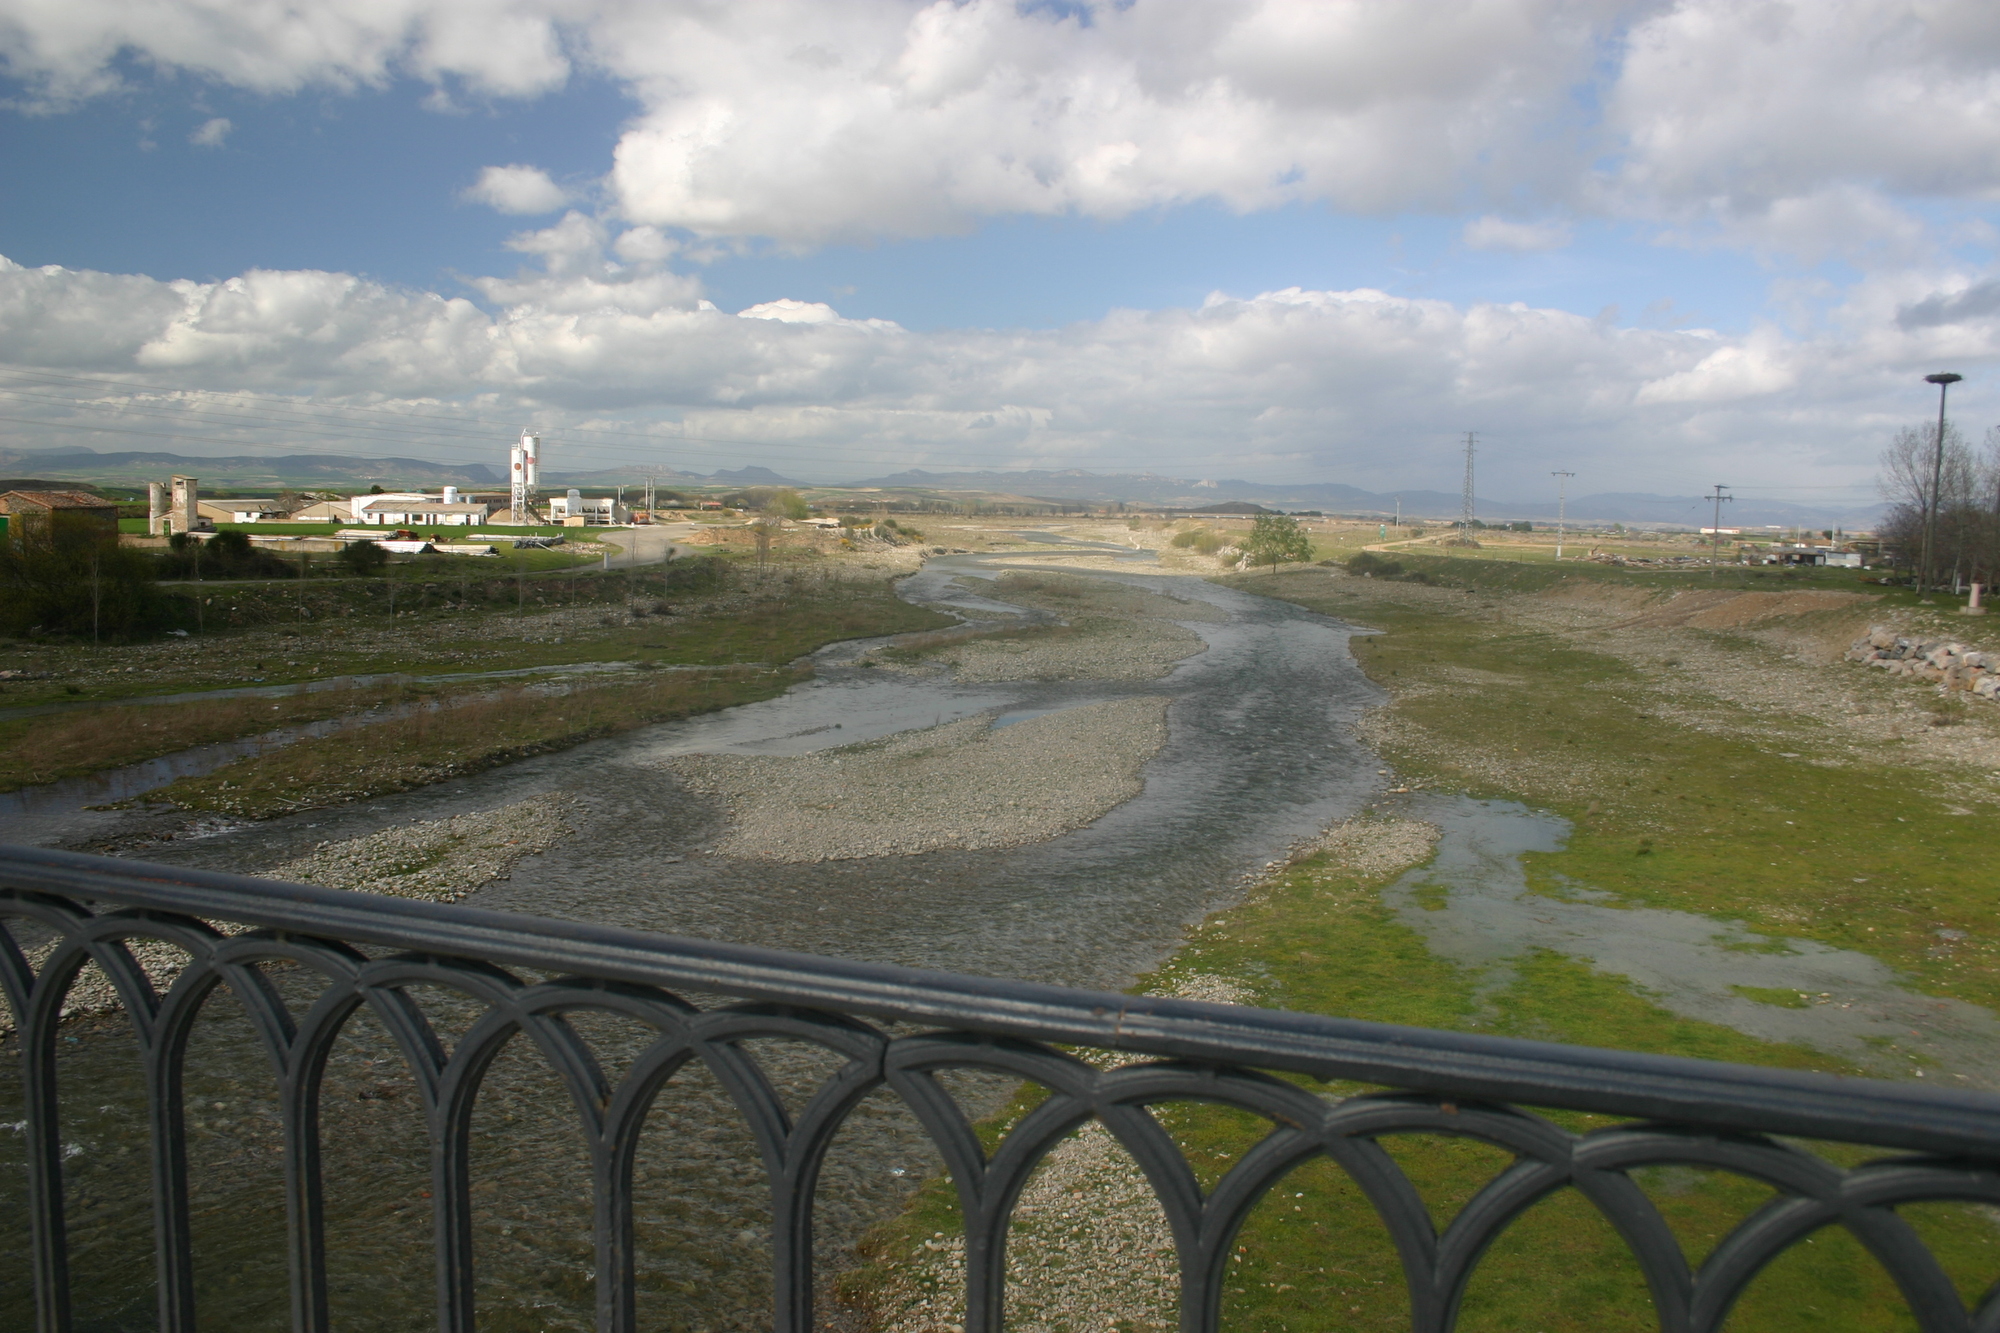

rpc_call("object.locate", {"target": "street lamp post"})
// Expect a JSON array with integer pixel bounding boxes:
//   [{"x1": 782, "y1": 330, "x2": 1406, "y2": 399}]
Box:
[
  {"x1": 1551, "y1": 471, "x2": 1574, "y2": 560},
  {"x1": 1921, "y1": 373, "x2": 1964, "y2": 594}
]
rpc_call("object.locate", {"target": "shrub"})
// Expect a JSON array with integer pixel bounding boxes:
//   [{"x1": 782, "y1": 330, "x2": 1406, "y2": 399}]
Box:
[
  {"x1": 158, "y1": 530, "x2": 297, "y2": 581},
  {"x1": 0, "y1": 512, "x2": 167, "y2": 639},
  {"x1": 336, "y1": 539, "x2": 389, "y2": 576},
  {"x1": 1346, "y1": 551, "x2": 1404, "y2": 578}
]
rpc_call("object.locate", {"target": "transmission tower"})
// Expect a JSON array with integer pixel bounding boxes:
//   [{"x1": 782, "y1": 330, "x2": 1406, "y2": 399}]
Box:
[
  {"x1": 1706, "y1": 484, "x2": 1733, "y2": 571},
  {"x1": 1459, "y1": 432, "x2": 1477, "y2": 538},
  {"x1": 1551, "y1": 471, "x2": 1574, "y2": 559}
]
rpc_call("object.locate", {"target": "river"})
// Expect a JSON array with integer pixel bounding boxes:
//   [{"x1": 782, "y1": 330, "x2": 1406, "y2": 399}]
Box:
[{"x1": 0, "y1": 551, "x2": 1388, "y2": 1332}]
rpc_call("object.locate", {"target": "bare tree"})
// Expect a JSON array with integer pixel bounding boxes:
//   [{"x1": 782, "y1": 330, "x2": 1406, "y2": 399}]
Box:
[{"x1": 1877, "y1": 420, "x2": 2000, "y2": 589}]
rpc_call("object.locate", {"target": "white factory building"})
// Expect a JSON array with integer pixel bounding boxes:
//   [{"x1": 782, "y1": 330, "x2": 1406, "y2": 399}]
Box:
[
  {"x1": 350, "y1": 487, "x2": 494, "y2": 526},
  {"x1": 546, "y1": 489, "x2": 631, "y2": 525}
]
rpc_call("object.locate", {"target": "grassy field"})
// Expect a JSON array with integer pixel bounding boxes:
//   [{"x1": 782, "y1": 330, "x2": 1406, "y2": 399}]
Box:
[
  {"x1": 147, "y1": 666, "x2": 796, "y2": 818},
  {"x1": 0, "y1": 683, "x2": 417, "y2": 792},
  {"x1": 847, "y1": 551, "x2": 2000, "y2": 1333},
  {"x1": 0, "y1": 563, "x2": 952, "y2": 797}
]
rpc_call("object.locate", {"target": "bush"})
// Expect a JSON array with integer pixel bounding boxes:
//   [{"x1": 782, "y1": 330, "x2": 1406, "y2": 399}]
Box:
[
  {"x1": 158, "y1": 530, "x2": 298, "y2": 581},
  {"x1": 0, "y1": 513, "x2": 167, "y2": 639},
  {"x1": 1346, "y1": 551, "x2": 1404, "y2": 578},
  {"x1": 336, "y1": 539, "x2": 389, "y2": 575}
]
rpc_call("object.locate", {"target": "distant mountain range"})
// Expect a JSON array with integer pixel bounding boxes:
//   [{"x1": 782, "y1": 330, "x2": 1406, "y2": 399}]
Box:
[
  {"x1": 0, "y1": 449, "x2": 1880, "y2": 528},
  {"x1": 0, "y1": 446, "x2": 503, "y2": 488},
  {"x1": 0, "y1": 447, "x2": 803, "y2": 493},
  {"x1": 848, "y1": 469, "x2": 1882, "y2": 529}
]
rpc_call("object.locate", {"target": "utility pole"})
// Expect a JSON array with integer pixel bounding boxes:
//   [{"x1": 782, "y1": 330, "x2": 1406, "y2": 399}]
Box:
[
  {"x1": 1459, "y1": 432, "x2": 1477, "y2": 540},
  {"x1": 1394, "y1": 496, "x2": 1401, "y2": 530},
  {"x1": 1551, "y1": 471, "x2": 1574, "y2": 560},
  {"x1": 1706, "y1": 484, "x2": 1733, "y2": 571},
  {"x1": 1921, "y1": 373, "x2": 1963, "y2": 594}
]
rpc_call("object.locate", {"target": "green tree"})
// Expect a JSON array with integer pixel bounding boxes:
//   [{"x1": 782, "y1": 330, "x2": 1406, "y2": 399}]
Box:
[
  {"x1": 0, "y1": 511, "x2": 165, "y2": 640},
  {"x1": 1244, "y1": 513, "x2": 1312, "y2": 572},
  {"x1": 337, "y1": 539, "x2": 390, "y2": 576}
]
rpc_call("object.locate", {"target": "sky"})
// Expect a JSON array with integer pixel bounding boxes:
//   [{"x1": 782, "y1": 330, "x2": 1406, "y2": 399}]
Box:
[{"x1": 1, "y1": 1, "x2": 1998, "y2": 507}]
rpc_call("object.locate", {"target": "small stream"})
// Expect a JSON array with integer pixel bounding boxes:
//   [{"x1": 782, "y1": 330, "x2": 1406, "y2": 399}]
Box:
[{"x1": 1384, "y1": 794, "x2": 2000, "y2": 1084}]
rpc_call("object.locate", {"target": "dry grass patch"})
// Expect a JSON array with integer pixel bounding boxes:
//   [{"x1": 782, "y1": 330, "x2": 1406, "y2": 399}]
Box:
[
  {"x1": 151, "y1": 667, "x2": 794, "y2": 819},
  {"x1": 0, "y1": 684, "x2": 397, "y2": 792}
]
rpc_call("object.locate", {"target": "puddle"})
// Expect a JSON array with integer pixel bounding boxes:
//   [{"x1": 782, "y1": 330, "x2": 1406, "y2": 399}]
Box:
[{"x1": 1386, "y1": 794, "x2": 2000, "y2": 1085}]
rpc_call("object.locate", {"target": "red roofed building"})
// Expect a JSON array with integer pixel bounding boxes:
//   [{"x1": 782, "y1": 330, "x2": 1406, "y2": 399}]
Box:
[{"x1": 0, "y1": 490, "x2": 119, "y2": 536}]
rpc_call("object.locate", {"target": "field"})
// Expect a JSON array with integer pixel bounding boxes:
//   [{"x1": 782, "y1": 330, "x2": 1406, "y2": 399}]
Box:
[{"x1": 0, "y1": 553, "x2": 954, "y2": 807}]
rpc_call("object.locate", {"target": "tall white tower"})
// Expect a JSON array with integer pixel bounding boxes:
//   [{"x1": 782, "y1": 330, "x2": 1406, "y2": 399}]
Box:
[{"x1": 510, "y1": 430, "x2": 541, "y2": 524}]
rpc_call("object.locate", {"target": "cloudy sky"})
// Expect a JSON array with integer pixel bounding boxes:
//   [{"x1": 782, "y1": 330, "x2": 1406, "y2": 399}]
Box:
[{"x1": 1, "y1": 0, "x2": 1997, "y2": 504}]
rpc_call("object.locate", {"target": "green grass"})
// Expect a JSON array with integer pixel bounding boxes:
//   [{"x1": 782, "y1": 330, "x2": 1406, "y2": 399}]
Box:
[
  {"x1": 1245, "y1": 564, "x2": 2000, "y2": 1021},
  {"x1": 149, "y1": 667, "x2": 797, "y2": 818},
  {"x1": 0, "y1": 573, "x2": 952, "y2": 795},
  {"x1": 848, "y1": 841, "x2": 1997, "y2": 1332},
  {"x1": 845, "y1": 555, "x2": 1999, "y2": 1332}
]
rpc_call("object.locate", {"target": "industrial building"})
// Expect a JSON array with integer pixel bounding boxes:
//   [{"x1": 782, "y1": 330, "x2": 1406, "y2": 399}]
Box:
[
  {"x1": 546, "y1": 489, "x2": 631, "y2": 525},
  {"x1": 350, "y1": 487, "x2": 495, "y2": 526}
]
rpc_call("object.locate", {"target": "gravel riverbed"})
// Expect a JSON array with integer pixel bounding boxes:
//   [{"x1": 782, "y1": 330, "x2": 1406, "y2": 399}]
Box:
[{"x1": 668, "y1": 696, "x2": 1171, "y2": 862}]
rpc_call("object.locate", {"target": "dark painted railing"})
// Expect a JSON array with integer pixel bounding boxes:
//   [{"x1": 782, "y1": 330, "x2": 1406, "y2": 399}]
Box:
[{"x1": 4, "y1": 842, "x2": 2000, "y2": 1333}]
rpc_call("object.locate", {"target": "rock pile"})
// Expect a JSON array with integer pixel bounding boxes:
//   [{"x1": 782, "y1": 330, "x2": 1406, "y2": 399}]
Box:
[{"x1": 1846, "y1": 626, "x2": 2000, "y2": 698}]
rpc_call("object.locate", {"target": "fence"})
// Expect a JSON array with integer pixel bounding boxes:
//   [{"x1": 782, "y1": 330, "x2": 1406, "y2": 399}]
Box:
[{"x1": 4, "y1": 842, "x2": 2000, "y2": 1332}]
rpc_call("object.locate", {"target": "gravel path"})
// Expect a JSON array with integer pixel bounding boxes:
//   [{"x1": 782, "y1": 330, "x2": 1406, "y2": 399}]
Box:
[{"x1": 670, "y1": 697, "x2": 1171, "y2": 862}]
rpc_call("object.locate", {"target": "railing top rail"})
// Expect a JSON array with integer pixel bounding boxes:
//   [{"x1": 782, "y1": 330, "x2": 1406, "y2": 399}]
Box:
[{"x1": 4, "y1": 841, "x2": 1997, "y2": 1158}]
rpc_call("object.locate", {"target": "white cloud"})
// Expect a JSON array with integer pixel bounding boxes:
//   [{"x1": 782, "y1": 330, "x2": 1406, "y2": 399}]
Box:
[
  {"x1": 9, "y1": 1, "x2": 2000, "y2": 260},
  {"x1": 1, "y1": 248, "x2": 1992, "y2": 499},
  {"x1": 598, "y1": 0, "x2": 1610, "y2": 244},
  {"x1": 464, "y1": 164, "x2": 570, "y2": 214},
  {"x1": 0, "y1": 0, "x2": 575, "y2": 102},
  {"x1": 1461, "y1": 215, "x2": 1572, "y2": 252},
  {"x1": 188, "y1": 116, "x2": 232, "y2": 148}
]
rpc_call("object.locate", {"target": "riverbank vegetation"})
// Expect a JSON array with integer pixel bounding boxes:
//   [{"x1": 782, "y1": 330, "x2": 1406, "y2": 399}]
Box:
[
  {"x1": 147, "y1": 666, "x2": 798, "y2": 819},
  {"x1": 0, "y1": 557, "x2": 952, "y2": 807}
]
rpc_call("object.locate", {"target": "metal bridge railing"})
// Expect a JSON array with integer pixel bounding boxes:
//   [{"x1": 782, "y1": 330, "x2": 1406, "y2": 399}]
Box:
[{"x1": 4, "y1": 842, "x2": 2000, "y2": 1333}]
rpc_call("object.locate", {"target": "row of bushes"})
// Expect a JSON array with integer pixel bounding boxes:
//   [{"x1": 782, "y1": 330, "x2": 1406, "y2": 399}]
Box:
[{"x1": 0, "y1": 516, "x2": 733, "y2": 641}]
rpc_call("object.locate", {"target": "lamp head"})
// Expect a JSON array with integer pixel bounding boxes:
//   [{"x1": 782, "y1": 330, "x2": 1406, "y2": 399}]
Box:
[{"x1": 1926, "y1": 372, "x2": 1964, "y2": 385}]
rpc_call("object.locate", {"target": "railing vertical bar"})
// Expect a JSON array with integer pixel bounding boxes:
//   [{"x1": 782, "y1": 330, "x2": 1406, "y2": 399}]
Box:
[
  {"x1": 23, "y1": 971, "x2": 72, "y2": 1333},
  {"x1": 281, "y1": 1059, "x2": 333, "y2": 1333},
  {"x1": 769, "y1": 1163, "x2": 815, "y2": 1333},
  {"x1": 431, "y1": 1095, "x2": 480, "y2": 1333},
  {"x1": 593, "y1": 1141, "x2": 635, "y2": 1333},
  {"x1": 145, "y1": 1015, "x2": 198, "y2": 1333}
]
